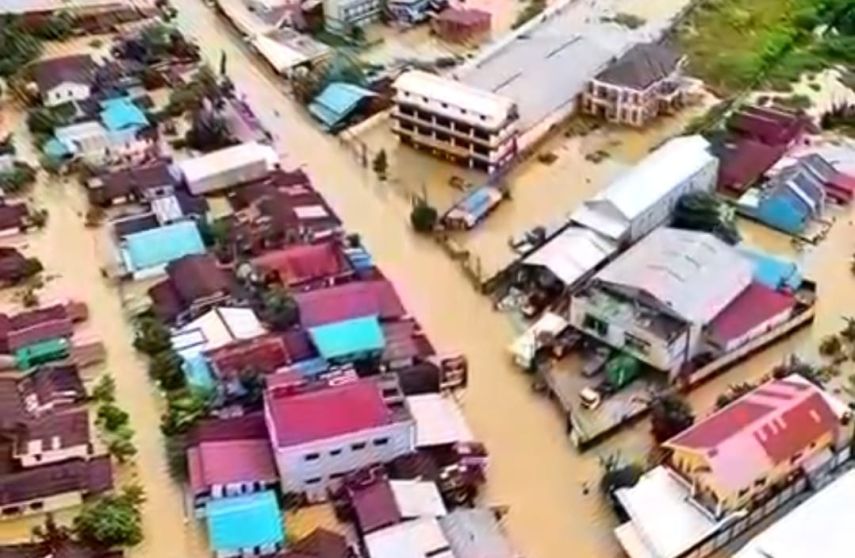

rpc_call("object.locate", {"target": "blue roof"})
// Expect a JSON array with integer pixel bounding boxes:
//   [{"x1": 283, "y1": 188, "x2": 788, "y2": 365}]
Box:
[
  {"x1": 100, "y1": 98, "x2": 148, "y2": 131},
  {"x1": 183, "y1": 354, "x2": 214, "y2": 390},
  {"x1": 308, "y1": 315, "x2": 385, "y2": 360},
  {"x1": 738, "y1": 247, "x2": 803, "y2": 290},
  {"x1": 453, "y1": 185, "x2": 499, "y2": 222},
  {"x1": 43, "y1": 138, "x2": 71, "y2": 158},
  {"x1": 289, "y1": 356, "x2": 330, "y2": 377},
  {"x1": 205, "y1": 491, "x2": 284, "y2": 552},
  {"x1": 308, "y1": 82, "x2": 375, "y2": 131},
  {"x1": 122, "y1": 221, "x2": 205, "y2": 272}
]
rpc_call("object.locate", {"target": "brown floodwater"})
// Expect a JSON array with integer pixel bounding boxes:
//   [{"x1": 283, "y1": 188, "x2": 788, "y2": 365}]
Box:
[{"x1": 1, "y1": 2, "x2": 851, "y2": 557}]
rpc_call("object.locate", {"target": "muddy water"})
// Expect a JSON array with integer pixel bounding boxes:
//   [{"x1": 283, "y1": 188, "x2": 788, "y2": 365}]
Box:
[{"x1": 0, "y1": 107, "x2": 208, "y2": 556}]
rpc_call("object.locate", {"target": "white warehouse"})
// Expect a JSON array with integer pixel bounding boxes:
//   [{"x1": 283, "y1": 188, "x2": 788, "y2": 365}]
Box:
[
  {"x1": 571, "y1": 135, "x2": 718, "y2": 245},
  {"x1": 178, "y1": 142, "x2": 279, "y2": 195},
  {"x1": 391, "y1": 70, "x2": 520, "y2": 174}
]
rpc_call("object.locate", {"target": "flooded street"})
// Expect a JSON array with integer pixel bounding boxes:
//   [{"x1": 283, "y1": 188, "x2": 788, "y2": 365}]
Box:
[
  {"x1": 0, "y1": 2, "x2": 851, "y2": 557},
  {"x1": 0, "y1": 106, "x2": 208, "y2": 556}
]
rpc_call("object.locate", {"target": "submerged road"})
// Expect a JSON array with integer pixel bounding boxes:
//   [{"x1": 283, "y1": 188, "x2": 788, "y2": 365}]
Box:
[{"x1": 169, "y1": 3, "x2": 632, "y2": 557}]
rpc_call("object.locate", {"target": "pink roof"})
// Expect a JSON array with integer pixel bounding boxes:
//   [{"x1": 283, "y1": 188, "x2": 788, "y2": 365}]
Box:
[
  {"x1": 717, "y1": 139, "x2": 786, "y2": 193},
  {"x1": 187, "y1": 439, "x2": 278, "y2": 494},
  {"x1": 254, "y1": 243, "x2": 350, "y2": 287},
  {"x1": 265, "y1": 379, "x2": 398, "y2": 447},
  {"x1": 294, "y1": 280, "x2": 406, "y2": 327},
  {"x1": 709, "y1": 283, "x2": 795, "y2": 343},
  {"x1": 666, "y1": 377, "x2": 839, "y2": 491},
  {"x1": 826, "y1": 170, "x2": 855, "y2": 201}
]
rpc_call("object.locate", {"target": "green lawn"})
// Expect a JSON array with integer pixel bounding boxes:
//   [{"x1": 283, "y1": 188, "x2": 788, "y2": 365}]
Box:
[{"x1": 677, "y1": 0, "x2": 855, "y2": 94}]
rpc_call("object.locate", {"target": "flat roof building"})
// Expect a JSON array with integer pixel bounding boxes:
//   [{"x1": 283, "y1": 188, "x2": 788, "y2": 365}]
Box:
[{"x1": 391, "y1": 70, "x2": 519, "y2": 174}]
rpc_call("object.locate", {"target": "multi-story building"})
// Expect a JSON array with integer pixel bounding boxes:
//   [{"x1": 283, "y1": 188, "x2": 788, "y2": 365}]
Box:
[
  {"x1": 264, "y1": 378, "x2": 414, "y2": 501},
  {"x1": 569, "y1": 228, "x2": 754, "y2": 377},
  {"x1": 391, "y1": 70, "x2": 519, "y2": 174},
  {"x1": 323, "y1": 0, "x2": 382, "y2": 33},
  {"x1": 571, "y1": 135, "x2": 718, "y2": 245},
  {"x1": 583, "y1": 42, "x2": 685, "y2": 127}
]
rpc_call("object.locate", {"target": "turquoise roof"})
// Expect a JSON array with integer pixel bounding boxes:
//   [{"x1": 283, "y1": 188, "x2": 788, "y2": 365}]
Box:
[
  {"x1": 738, "y1": 247, "x2": 803, "y2": 290},
  {"x1": 43, "y1": 138, "x2": 71, "y2": 158},
  {"x1": 100, "y1": 98, "x2": 148, "y2": 131},
  {"x1": 308, "y1": 315, "x2": 385, "y2": 360},
  {"x1": 308, "y1": 82, "x2": 375, "y2": 131},
  {"x1": 122, "y1": 221, "x2": 205, "y2": 272},
  {"x1": 183, "y1": 354, "x2": 214, "y2": 390},
  {"x1": 206, "y1": 491, "x2": 284, "y2": 552}
]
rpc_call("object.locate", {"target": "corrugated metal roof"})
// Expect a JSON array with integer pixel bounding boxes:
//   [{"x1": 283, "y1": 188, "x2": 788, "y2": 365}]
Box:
[
  {"x1": 177, "y1": 142, "x2": 278, "y2": 187},
  {"x1": 365, "y1": 517, "x2": 454, "y2": 558},
  {"x1": 405, "y1": 394, "x2": 474, "y2": 448},
  {"x1": 595, "y1": 227, "x2": 753, "y2": 324},
  {"x1": 439, "y1": 508, "x2": 519, "y2": 558},
  {"x1": 122, "y1": 221, "x2": 205, "y2": 272},
  {"x1": 205, "y1": 491, "x2": 284, "y2": 551},
  {"x1": 523, "y1": 226, "x2": 617, "y2": 286},
  {"x1": 308, "y1": 82, "x2": 375, "y2": 131},
  {"x1": 308, "y1": 315, "x2": 386, "y2": 360}
]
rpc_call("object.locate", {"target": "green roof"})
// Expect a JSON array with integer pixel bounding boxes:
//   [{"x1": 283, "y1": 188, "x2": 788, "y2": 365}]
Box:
[{"x1": 308, "y1": 315, "x2": 385, "y2": 360}]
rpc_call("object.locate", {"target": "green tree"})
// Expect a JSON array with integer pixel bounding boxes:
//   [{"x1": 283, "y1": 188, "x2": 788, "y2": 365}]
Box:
[
  {"x1": 32, "y1": 513, "x2": 72, "y2": 552},
  {"x1": 21, "y1": 258, "x2": 43, "y2": 280},
  {"x1": 107, "y1": 426, "x2": 137, "y2": 464},
  {"x1": 598, "y1": 454, "x2": 642, "y2": 496},
  {"x1": 0, "y1": 16, "x2": 43, "y2": 78},
  {"x1": 92, "y1": 374, "x2": 116, "y2": 403},
  {"x1": 714, "y1": 381, "x2": 756, "y2": 410},
  {"x1": 27, "y1": 108, "x2": 61, "y2": 135},
  {"x1": 0, "y1": 162, "x2": 37, "y2": 194},
  {"x1": 185, "y1": 109, "x2": 234, "y2": 152},
  {"x1": 97, "y1": 403, "x2": 129, "y2": 432},
  {"x1": 410, "y1": 201, "x2": 438, "y2": 233},
  {"x1": 840, "y1": 317, "x2": 855, "y2": 343},
  {"x1": 650, "y1": 392, "x2": 695, "y2": 444},
  {"x1": 772, "y1": 355, "x2": 821, "y2": 385},
  {"x1": 74, "y1": 486, "x2": 145, "y2": 548},
  {"x1": 31, "y1": 11, "x2": 75, "y2": 40},
  {"x1": 261, "y1": 287, "x2": 299, "y2": 331},
  {"x1": 672, "y1": 191, "x2": 740, "y2": 245},
  {"x1": 133, "y1": 317, "x2": 171, "y2": 355},
  {"x1": 148, "y1": 350, "x2": 185, "y2": 391},
  {"x1": 819, "y1": 334, "x2": 843, "y2": 358},
  {"x1": 160, "y1": 389, "x2": 212, "y2": 436},
  {"x1": 372, "y1": 149, "x2": 388, "y2": 180}
]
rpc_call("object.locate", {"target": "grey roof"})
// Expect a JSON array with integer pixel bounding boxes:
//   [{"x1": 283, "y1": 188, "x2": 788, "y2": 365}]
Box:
[
  {"x1": 595, "y1": 42, "x2": 681, "y2": 89},
  {"x1": 455, "y1": 0, "x2": 679, "y2": 135},
  {"x1": 439, "y1": 509, "x2": 519, "y2": 558},
  {"x1": 595, "y1": 228, "x2": 753, "y2": 324}
]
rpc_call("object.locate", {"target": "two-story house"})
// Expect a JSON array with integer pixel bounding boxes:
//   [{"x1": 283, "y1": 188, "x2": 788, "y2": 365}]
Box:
[
  {"x1": 32, "y1": 55, "x2": 97, "y2": 108},
  {"x1": 264, "y1": 378, "x2": 414, "y2": 502},
  {"x1": 583, "y1": 42, "x2": 685, "y2": 127},
  {"x1": 569, "y1": 228, "x2": 753, "y2": 377}
]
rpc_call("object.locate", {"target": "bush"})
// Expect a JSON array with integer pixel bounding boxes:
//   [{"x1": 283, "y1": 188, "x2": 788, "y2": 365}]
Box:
[
  {"x1": 650, "y1": 393, "x2": 695, "y2": 444},
  {"x1": 133, "y1": 317, "x2": 171, "y2": 355},
  {"x1": 410, "y1": 201, "x2": 438, "y2": 233},
  {"x1": 0, "y1": 163, "x2": 37, "y2": 194},
  {"x1": 92, "y1": 374, "x2": 116, "y2": 403},
  {"x1": 160, "y1": 389, "x2": 212, "y2": 437},
  {"x1": 107, "y1": 426, "x2": 137, "y2": 464},
  {"x1": 148, "y1": 350, "x2": 185, "y2": 391},
  {"x1": 261, "y1": 287, "x2": 299, "y2": 331},
  {"x1": 74, "y1": 486, "x2": 145, "y2": 548}
]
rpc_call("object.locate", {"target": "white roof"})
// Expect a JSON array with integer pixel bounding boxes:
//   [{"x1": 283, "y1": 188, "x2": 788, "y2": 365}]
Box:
[
  {"x1": 252, "y1": 30, "x2": 330, "y2": 73},
  {"x1": 405, "y1": 394, "x2": 474, "y2": 448},
  {"x1": 389, "y1": 480, "x2": 447, "y2": 519},
  {"x1": 571, "y1": 136, "x2": 716, "y2": 239},
  {"x1": 177, "y1": 142, "x2": 278, "y2": 185},
  {"x1": 523, "y1": 226, "x2": 617, "y2": 286},
  {"x1": 439, "y1": 508, "x2": 520, "y2": 558},
  {"x1": 365, "y1": 517, "x2": 454, "y2": 558},
  {"x1": 393, "y1": 70, "x2": 516, "y2": 130},
  {"x1": 613, "y1": 466, "x2": 719, "y2": 558},
  {"x1": 734, "y1": 468, "x2": 855, "y2": 558},
  {"x1": 56, "y1": 121, "x2": 107, "y2": 142},
  {"x1": 596, "y1": 227, "x2": 753, "y2": 324},
  {"x1": 172, "y1": 307, "x2": 265, "y2": 357},
  {"x1": 508, "y1": 311, "x2": 568, "y2": 367}
]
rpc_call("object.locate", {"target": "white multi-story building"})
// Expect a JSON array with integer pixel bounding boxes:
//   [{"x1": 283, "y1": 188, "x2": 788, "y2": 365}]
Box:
[
  {"x1": 571, "y1": 135, "x2": 718, "y2": 245},
  {"x1": 323, "y1": 0, "x2": 382, "y2": 33},
  {"x1": 264, "y1": 378, "x2": 414, "y2": 502},
  {"x1": 391, "y1": 70, "x2": 519, "y2": 174}
]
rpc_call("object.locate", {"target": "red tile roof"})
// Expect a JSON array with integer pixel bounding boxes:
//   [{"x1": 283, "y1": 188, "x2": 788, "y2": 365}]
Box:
[
  {"x1": 295, "y1": 280, "x2": 407, "y2": 327},
  {"x1": 708, "y1": 283, "x2": 795, "y2": 344},
  {"x1": 665, "y1": 377, "x2": 840, "y2": 491},
  {"x1": 265, "y1": 379, "x2": 398, "y2": 447},
  {"x1": 206, "y1": 335, "x2": 291, "y2": 379},
  {"x1": 187, "y1": 439, "x2": 278, "y2": 494},
  {"x1": 350, "y1": 479, "x2": 402, "y2": 533},
  {"x1": 253, "y1": 243, "x2": 350, "y2": 287}
]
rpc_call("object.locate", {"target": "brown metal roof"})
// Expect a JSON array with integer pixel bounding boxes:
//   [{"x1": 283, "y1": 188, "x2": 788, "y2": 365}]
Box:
[
  {"x1": 0, "y1": 456, "x2": 112, "y2": 506},
  {"x1": 32, "y1": 55, "x2": 97, "y2": 93},
  {"x1": 595, "y1": 43, "x2": 681, "y2": 90}
]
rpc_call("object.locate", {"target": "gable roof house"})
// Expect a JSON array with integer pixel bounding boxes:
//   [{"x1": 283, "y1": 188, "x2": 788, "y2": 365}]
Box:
[
  {"x1": 0, "y1": 203, "x2": 31, "y2": 237},
  {"x1": 252, "y1": 242, "x2": 353, "y2": 290},
  {"x1": 282, "y1": 528, "x2": 352, "y2": 558},
  {"x1": 205, "y1": 491, "x2": 285, "y2": 558},
  {"x1": 119, "y1": 220, "x2": 206, "y2": 279},
  {"x1": 584, "y1": 42, "x2": 686, "y2": 127},
  {"x1": 571, "y1": 135, "x2": 718, "y2": 244},
  {"x1": 294, "y1": 279, "x2": 407, "y2": 328},
  {"x1": 31, "y1": 55, "x2": 98, "y2": 108},
  {"x1": 86, "y1": 161, "x2": 178, "y2": 207},
  {"x1": 569, "y1": 228, "x2": 753, "y2": 375},
  {"x1": 0, "y1": 303, "x2": 75, "y2": 353},
  {"x1": 0, "y1": 247, "x2": 40, "y2": 286},
  {"x1": 148, "y1": 254, "x2": 233, "y2": 325}
]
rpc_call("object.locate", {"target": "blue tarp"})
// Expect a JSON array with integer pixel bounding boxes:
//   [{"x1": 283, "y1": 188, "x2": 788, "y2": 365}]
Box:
[
  {"x1": 206, "y1": 491, "x2": 284, "y2": 552},
  {"x1": 456, "y1": 186, "x2": 496, "y2": 221},
  {"x1": 738, "y1": 247, "x2": 803, "y2": 291},
  {"x1": 308, "y1": 82, "x2": 376, "y2": 132},
  {"x1": 308, "y1": 315, "x2": 385, "y2": 360},
  {"x1": 182, "y1": 354, "x2": 214, "y2": 390},
  {"x1": 100, "y1": 98, "x2": 149, "y2": 131},
  {"x1": 122, "y1": 221, "x2": 205, "y2": 272}
]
